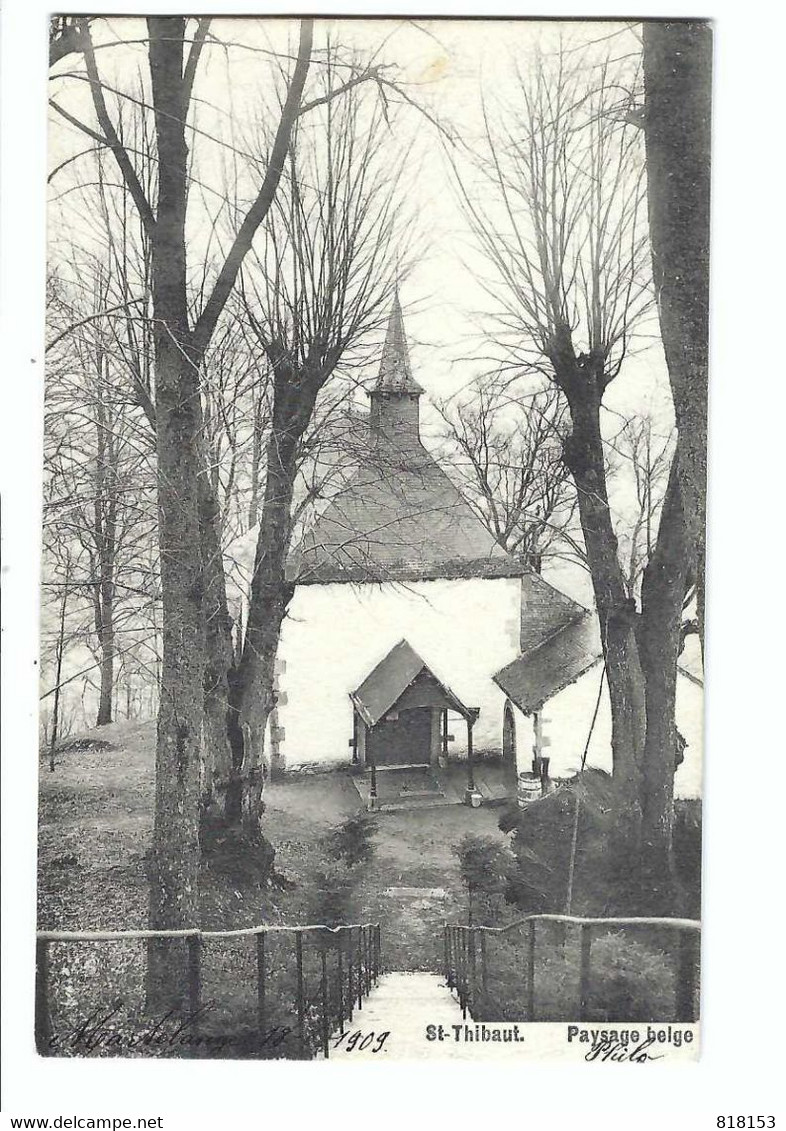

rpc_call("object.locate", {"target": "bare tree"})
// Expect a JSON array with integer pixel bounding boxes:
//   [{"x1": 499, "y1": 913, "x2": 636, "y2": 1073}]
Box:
[
  {"x1": 457, "y1": 38, "x2": 691, "y2": 908},
  {"x1": 43, "y1": 269, "x2": 158, "y2": 730},
  {"x1": 49, "y1": 16, "x2": 423, "y2": 1003},
  {"x1": 215, "y1": 63, "x2": 413, "y2": 831},
  {"x1": 643, "y1": 21, "x2": 711, "y2": 649},
  {"x1": 609, "y1": 416, "x2": 675, "y2": 600},
  {"x1": 435, "y1": 381, "x2": 579, "y2": 571}
]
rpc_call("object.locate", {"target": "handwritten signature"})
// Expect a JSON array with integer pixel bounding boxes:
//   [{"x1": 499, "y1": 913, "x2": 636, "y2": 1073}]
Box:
[{"x1": 585, "y1": 1034, "x2": 664, "y2": 1063}]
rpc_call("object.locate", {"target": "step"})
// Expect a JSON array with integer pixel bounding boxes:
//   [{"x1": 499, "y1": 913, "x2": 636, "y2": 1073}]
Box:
[{"x1": 326, "y1": 972, "x2": 463, "y2": 1060}]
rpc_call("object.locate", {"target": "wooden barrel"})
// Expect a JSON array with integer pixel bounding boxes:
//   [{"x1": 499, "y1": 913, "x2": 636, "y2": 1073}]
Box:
[{"x1": 517, "y1": 773, "x2": 542, "y2": 806}]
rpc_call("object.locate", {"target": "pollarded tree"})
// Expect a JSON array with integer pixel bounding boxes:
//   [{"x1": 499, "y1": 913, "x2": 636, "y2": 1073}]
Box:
[
  {"x1": 49, "y1": 16, "x2": 425, "y2": 1003},
  {"x1": 49, "y1": 16, "x2": 366, "y2": 1004},
  {"x1": 220, "y1": 63, "x2": 415, "y2": 830},
  {"x1": 458, "y1": 37, "x2": 693, "y2": 908}
]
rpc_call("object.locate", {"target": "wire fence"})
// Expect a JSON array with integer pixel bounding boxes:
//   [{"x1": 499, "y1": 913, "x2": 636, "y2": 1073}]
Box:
[
  {"x1": 444, "y1": 914, "x2": 700, "y2": 1024},
  {"x1": 36, "y1": 922, "x2": 381, "y2": 1060}
]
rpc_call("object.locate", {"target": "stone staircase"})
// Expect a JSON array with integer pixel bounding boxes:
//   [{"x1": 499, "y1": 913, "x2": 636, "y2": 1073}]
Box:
[
  {"x1": 326, "y1": 972, "x2": 464, "y2": 1059},
  {"x1": 325, "y1": 970, "x2": 529, "y2": 1060}
]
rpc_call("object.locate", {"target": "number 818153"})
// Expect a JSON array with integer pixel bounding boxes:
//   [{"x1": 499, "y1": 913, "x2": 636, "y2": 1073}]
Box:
[{"x1": 717, "y1": 1118, "x2": 775, "y2": 1127}]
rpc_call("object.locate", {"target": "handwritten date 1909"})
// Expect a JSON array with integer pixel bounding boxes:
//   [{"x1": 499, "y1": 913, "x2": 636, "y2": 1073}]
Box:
[{"x1": 331, "y1": 1030, "x2": 390, "y2": 1054}]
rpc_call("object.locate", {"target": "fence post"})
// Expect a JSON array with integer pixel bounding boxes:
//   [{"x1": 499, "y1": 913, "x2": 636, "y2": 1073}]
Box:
[
  {"x1": 256, "y1": 932, "x2": 266, "y2": 1043},
  {"x1": 461, "y1": 930, "x2": 468, "y2": 1019},
  {"x1": 337, "y1": 938, "x2": 344, "y2": 1035},
  {"x1": 356, "y1": 927, "x2": 363, "y2": 1010},
  {"x1": 469, "y1": 928, "x2": 477, "y2": 1012},
  {"x1": 480, "y1": 930, "x2": 488, "y2": 997},
  {"x1": 187, "y1": 935, "x2": 202, "y2": 1026},
  {"x1": 347, "y1": 930, "x2": 355, "y2": 1021},
  {"x1": 35, "y1": 938, "x2": 53, "y2": 1054},
  {"x1": 320, "y1": 947, "x2": 330, "y2": 1059},
  {"x1": 526, "y1": 920, "x2": 536, "y2": 1020},
  {"x1": 295, "y1": 932, "x2": 306, "y2": 1056},
  {"x1": 676, "y1": 928, "x2": 700, "y2": 1022},
  {"x1": 579, "y1": 923, "x2": 592, "y2": 1021},
  {"x1": 375, "y1": 924, "x2": 381, "y2": 979}
]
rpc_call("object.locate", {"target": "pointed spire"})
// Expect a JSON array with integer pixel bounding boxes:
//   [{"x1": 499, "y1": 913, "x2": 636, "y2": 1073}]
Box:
[{"x1": 375, "y1": 290, "x2": 424, "y2": 396}]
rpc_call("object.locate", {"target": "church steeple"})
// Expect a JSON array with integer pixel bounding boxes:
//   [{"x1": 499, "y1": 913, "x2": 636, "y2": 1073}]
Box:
[
  {"x1": 375, "y1": 291, "x2": 424, "y2": 395},
  {"x1": 369, "y1": 292, "x2": 423, "y2": 447}
]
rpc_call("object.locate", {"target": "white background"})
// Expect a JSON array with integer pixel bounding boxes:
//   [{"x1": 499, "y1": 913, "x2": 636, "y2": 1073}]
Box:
[{"x1": 2, "y1": 0, "x2": 784, "y2": 1127}]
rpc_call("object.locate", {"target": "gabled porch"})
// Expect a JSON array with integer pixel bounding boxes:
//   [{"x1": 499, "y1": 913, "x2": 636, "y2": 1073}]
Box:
[{"x1": 349, "y1": 639, "x2": 487, "y2": 810}]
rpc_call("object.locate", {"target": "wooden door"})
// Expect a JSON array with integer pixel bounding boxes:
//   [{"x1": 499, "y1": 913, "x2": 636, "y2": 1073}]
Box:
[{"x1": 369, "y1": 706, "x2": 431, "y2": 767}]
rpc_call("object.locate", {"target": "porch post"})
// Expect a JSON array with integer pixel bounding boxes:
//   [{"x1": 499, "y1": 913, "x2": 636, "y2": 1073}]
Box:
[
  {"x1": 430, "y1": 707, "x2": 441, "y2": 766},
  {"x1": 356, "y1": 718, "x2": 367, "y2": 768},
  {"x1": 350, "y1": 710, "x2": 359, "y2": 766},
  {"x1": 464, "y1": 713, "x2": 478, "y2": 804},
  {"x1": 368, "y1": 729, "x2": 378, "y2": 811}
]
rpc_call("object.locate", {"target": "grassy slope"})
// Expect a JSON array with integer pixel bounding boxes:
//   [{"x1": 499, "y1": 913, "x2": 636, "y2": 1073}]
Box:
[{"x1": 38, "y1": 719, "x2": 506, "y2": 966}]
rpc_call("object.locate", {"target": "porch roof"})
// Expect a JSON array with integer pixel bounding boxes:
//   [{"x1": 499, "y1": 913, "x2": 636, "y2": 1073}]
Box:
[{"x1": 351, "y1": 639, "x2": 476, "y2": 728}]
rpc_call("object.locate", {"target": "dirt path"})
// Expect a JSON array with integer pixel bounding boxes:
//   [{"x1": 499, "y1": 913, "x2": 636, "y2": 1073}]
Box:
[{"x1": 353, "y1": 807, "x2": 506, "y2": 971}]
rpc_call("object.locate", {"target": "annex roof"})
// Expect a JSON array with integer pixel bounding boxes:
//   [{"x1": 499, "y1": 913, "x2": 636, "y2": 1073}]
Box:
[{"x1": 494, "y1": 609, "x2": 603, "y2": 716}]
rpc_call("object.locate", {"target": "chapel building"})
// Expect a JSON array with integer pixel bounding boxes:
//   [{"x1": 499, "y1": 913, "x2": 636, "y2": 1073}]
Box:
[{"x1": 269, "y1": 295, "x2": 618, "y2": 799}]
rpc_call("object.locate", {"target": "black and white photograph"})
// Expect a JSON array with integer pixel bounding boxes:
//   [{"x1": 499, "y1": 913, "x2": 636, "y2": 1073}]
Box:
[
  {"x1": 30, "y1": 13, "x2": 713, "y2": 1065},
  {"x1": 4, "y1": 0, "x2": 786, "y2": 1122}
]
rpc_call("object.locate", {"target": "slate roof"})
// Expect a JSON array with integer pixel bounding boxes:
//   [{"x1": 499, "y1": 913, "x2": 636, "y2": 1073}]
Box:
[
  {"x1": 519, "y1": 572, "x2": 589, "y2": 653},
  {"x1": 351, "y1": 639, "x2": 473, "y2": 727},
  {"x1": 289, "y1": 294, "x2": 532, "y2": 584},
  {"x1": 291, "y1": 443, "x2": 528, "y2": 584},
  {"x1": 494, "y1": 609, "x2": 603, "y2": 716}
]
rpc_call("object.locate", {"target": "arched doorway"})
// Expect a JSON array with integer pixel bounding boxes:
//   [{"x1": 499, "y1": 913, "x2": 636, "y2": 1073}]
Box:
[{"x1": 502, "y1": 700, "x2": 517, "y2": 788}]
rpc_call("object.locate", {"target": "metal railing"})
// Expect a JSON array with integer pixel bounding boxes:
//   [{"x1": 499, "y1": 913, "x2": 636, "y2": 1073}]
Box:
[
  {"x1": 36, "y1": 921, "x2": 381, "y2": 1059},
  {"x1": 444, "y1": 914, "x2": 700, "y2": 1023}
]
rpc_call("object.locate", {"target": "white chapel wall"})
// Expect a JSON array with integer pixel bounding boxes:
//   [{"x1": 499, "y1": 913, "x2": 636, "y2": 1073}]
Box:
[
  {"x1": 508, "y1": 662, "x2": 703, "y2": 801},
  {"x1": 276, "y1": 576, "x2": 522, "y2": 769}
]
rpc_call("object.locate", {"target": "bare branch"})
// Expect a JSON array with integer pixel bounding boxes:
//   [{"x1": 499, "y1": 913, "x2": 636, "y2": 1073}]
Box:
[
  {"x1": 78, "y1": 19, "x2": 156, "y2": 236},
  {"x1": 192, "y1": 19, "x2": 314, "y2": 357}
]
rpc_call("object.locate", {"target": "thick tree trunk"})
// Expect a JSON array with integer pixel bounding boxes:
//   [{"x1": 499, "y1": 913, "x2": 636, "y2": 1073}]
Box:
[
  {"x1": 230, "y1": 362, "x2": 321, "y2": 833},
  {"x1": 643, "y1": 21, "x2": 711, "y2": 648},
  {"x1": 637, "y1": 458, "x2": 691, "y2": 911},
  {"x1": 554, "y1": 350, "x2": 648, "y2": 905},
  {"x1": 559, "y1": 361, "x2": 647, "y2": 803},
  {"x1": 145, "y1": 17, "x2": 206, "y2": 1011},
  {"x1": 199, "y1": 471, "x2": 235, "y2": 812}
]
